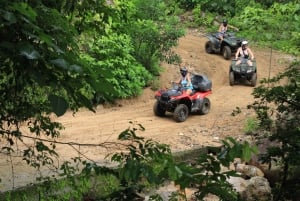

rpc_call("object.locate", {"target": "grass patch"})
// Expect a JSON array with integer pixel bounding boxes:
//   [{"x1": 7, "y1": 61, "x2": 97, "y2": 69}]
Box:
[
  {"x1": 0, "y1": 173, "x2": 120, "y2": 201},
  {"x1": 244, "y1": 117, "x2": 259, "y2": 135}
]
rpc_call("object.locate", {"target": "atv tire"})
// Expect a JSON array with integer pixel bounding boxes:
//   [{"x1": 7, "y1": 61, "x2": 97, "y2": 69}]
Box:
[
  {"x1": 229, "y1": 71, "x2": 235, "y2": 86},
  {"x1": 199, "y1": 98, "x2": 211, "y2": 115},
  {"x1": 153, "y1": 101, "x2": 166, "y2": 117},
  {"x1": 205, "y1": 41, "x2": 214, "y2": 54},
  {"x1": 223, "y1": 46, "x2": 231, "y2": 60},
  {"x1": 250, "y1": 72, "x2": 257, "y2": 87},
  {"x1": 173, "y1": 104, "x2": 189, "y2": 122}
]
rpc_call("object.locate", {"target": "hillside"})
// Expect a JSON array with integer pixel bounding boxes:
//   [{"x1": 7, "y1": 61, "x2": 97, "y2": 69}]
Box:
[{"x1": 0, "y1": 29, "x2": 291, "y2": 192}]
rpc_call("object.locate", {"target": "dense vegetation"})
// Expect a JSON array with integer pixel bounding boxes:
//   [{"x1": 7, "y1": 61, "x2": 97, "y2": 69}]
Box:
[
  {"x1": 0, "y1": 0, "x2": 299, "y2": 200},
  {"x1": 180, "y1": 0, "x2": 300, "y2": 55},
  {"x1": 250, "y1": 61, "x2": 300, "y2": 200}
]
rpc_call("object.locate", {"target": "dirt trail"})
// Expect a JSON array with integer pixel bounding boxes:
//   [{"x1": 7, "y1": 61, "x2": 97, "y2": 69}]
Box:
[{"x1": 0, "y1": 29, "x2": 290, "y2": 192}]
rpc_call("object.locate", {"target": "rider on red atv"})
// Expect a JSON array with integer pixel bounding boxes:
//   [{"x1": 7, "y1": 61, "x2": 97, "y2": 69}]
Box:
[
  {"x1": 176, "y1": 67, "x2": 202, "y2": 112},
  {"x1": 153, "y1": 67, "x2": 212, "y2": 122},
  {"x1": 177, "y1": 67, "x2": 193, "y2": 94}
]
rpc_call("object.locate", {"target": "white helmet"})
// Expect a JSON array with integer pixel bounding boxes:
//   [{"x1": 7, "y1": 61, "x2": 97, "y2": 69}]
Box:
[{"x1": 242, "y1": 41, "x2": 248, "y2": 46}]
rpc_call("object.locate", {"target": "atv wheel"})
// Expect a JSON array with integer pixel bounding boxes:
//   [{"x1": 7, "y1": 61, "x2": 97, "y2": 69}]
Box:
[
  {"x1": 205, "y1": 41, "x2": 214, "y2": 54},
  {"x1": 173, "y1": 104, "x2": 189, "y2": 122},
  {"x1": 223, "y1": 46, "x2": 231, "y2": 60},
  {"x1": 153, "y1": 101, "x2": 166, "y2": 117},
  {"x1": 229, "y1": 71, "x2": 235, "y2": 86},
  {"x1": 199, "y1": 98, "x2": 211, "y2": 115},
  {"x1": 250, "y1": 72, "x2": 257, "y2": 87}
]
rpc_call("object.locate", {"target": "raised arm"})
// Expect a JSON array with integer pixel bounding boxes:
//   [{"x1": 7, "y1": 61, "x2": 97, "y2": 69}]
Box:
[{"x1": 228, "y1": 24, "x2": 239, "y2": 31}]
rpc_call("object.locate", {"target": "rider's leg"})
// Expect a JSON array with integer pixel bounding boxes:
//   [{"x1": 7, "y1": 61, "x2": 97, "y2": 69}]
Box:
[
  {"x1": 218, "y1": 33, "x2": 223, "y2": 48},
  {"x1": 247, "y1": 60, "x2": 253, "y2": 66},
  {"x1": 186, "y1": 89, "x2": 192, "y2": 95}
]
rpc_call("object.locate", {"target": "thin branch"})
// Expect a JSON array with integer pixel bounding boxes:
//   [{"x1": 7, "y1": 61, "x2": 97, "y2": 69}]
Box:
[
  {"x1": 9, "y1": 144, "x2": 15, "y2": 190},
  {"x1": 21, "y1": 134, "x2": 128, "y2": 148}
]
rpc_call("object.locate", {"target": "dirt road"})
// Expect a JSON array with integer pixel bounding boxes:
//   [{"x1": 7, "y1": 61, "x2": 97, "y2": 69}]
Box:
[
  {"x1": 56, "y1": 29, "x2": 287, "y2": 156},
  {"x1": 0, "y1": 29, "x2": 290, "y2": 192}
]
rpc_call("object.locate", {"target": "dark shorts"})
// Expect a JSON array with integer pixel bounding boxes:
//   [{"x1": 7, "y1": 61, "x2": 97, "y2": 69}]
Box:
[{"x1": 218, "y1": 32, "x2": 225, "y2": 39}]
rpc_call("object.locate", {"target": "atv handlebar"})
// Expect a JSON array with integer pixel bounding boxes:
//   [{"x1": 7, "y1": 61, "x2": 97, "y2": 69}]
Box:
[
  {"x1": 170, "y1": 81, "x2": 183, "y2": 91},
  {"x1": 233, "y1": 58, "x2": 256, "y2": 62}
]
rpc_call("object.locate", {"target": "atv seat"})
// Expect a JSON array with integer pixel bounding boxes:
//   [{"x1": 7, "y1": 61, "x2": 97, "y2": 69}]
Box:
[{"x1": 212, "y1": 33, "x2": 222, "y2": 41}]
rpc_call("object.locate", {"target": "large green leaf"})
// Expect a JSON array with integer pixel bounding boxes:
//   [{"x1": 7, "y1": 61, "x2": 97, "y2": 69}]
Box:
[
  {"x1": 242, "y1": 142, "x2": 253, "y2": 162},
  {"x1": 48, "y1": 94, "x2": 69, "y2": 117},
  {"x1": 11, "y1": 2, "x2": 37, "y2": 22},
  {"x1": 70, "y1": 64, "x2": 83, "y2": 73},
  {"x1": 19, "y1": 46, "x2": 40, "y2": 60},
  {"x1": 50, "y1": 58, "x2": 69, "y2": 70},
  {"x1": 3, "y1": 11, "x2": 17, "y2": 24}
]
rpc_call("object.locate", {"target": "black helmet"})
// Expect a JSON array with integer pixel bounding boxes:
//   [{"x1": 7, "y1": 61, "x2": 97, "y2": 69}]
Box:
[
  {"x1": 180, "y1": 67, "x2": 188, "y2": 77},
  {"x1": 223, "y1": 19, "x2": 228, "y2": 26}
]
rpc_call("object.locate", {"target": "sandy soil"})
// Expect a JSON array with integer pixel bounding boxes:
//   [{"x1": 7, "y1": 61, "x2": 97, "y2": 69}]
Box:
[{"x1": 0, "y1": 29, "x2": 291, "y2": 192}]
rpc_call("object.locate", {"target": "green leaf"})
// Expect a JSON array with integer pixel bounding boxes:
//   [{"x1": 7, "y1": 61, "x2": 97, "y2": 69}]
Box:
[
  {"x1": 19, "y1": 46, "x2": 40, "y2": 60},
  {"x1": 50, "y1": 58, "x2": 69, "y2": 69},
  {"x1": 70, "y1": 64, "x2": 83, "y2": 73},
  {"x1": 242, "y1": 143, "x2": 252, "y2": 162},
  {"x1": 11, "y1": 2, "x2": 37, "y2": 22},
  {"x1": 175, "y1": 165, "x2": 183, "y2": 178},
  {"x1": 38, "y1": 32, "x2": 53, "y2": 46},
  {"x1": 3, "y1": 11, "x2": 17, "y2": 24},
  {"x1": 48, "y1": 94, "x2": 69, "y2": 117},
  {"x1": 265, "y1": 33, "x2": 273, "y2": 41}
]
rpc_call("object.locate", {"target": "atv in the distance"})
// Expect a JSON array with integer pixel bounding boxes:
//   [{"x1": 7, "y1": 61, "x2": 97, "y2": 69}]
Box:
[
  {"x1": 229, "y1": 59, "x2": 257, "y2": 87},
  {"x1": 153, "y1": 74, "x2": 212, "y2": 122},
  {"x1": 205, "y1": 32, "x2": 244, "y2": 60}
]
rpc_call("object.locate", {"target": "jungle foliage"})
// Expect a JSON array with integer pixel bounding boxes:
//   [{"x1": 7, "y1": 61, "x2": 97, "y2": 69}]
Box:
[
  {"x1": 0, "y1": 0, "x2": 300, "y2": 200},
  {"x1": 250, "y1": 61, "x2": 300, "y2": 200},
  {"x1": 2, "y1": 124, "x2": 257, "y2": 201},
  {"x1": 182, "y1": 0, "x2": 300, "y2": 55},
  {"x1": 0, "y1": 0, "x2": 184, "y2": 199}
]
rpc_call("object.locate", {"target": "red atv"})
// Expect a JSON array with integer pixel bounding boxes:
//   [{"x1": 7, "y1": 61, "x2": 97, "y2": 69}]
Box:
[{"x1": 153, "y1": 74, "x2": 212, "y2": 122}]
